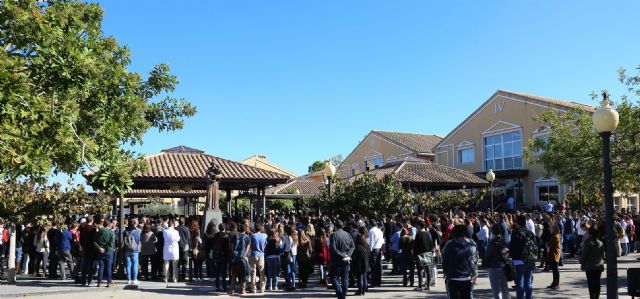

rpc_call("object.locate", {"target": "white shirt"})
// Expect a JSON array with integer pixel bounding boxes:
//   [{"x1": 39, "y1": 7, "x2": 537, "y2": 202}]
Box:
[
  {"x1": 163, "y1": 227, "x2": 181, "y2": 261},
  {"x1": 545, "y1": 202, "x2": 553, "y2": 212},
  {"x1": 369, "y1": 226, "x2": 385, "y2": 250},
  {"x1": 526, "y1": 219, "x2": 535, "y2": 234},
  {"x1": 620, "y1": 221, "x2": 629, "y2": 243},
  {"x1": 476, "y1": 225, "x2": 489, "y2": 241}
]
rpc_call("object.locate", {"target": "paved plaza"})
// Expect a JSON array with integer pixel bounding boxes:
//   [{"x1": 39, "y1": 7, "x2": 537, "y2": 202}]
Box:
[{"x1": 1, "y1": 254, "x2": 637, "y2": 299}]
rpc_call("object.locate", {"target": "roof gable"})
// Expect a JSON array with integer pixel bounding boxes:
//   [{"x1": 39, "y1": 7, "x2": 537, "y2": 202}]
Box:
[
  {"x1": 372, "y1": 131, "x2": 443, "y2": 154},
  {"x1": 436, "y1": 90, "x2": 594, "y2": 147}
]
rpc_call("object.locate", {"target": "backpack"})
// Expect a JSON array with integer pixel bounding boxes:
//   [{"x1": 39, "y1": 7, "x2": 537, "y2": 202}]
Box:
[
  {"x1": 616, "y1": 223, "x2": 625, "y2": 239},
  {"x1": 123, "y1": 230, "x2": 137, "y2": 251},
  {"x1": 522, "y1": 231, "x2": 538, "y2": 266},
  {"x1": 213, "y1": 233, "x2": 230, "y2": 260}
]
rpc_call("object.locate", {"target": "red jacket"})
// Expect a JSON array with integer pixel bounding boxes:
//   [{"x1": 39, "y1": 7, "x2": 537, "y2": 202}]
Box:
[{"x1": 314, "y1": 237, "x2": 330, "y2": 265}]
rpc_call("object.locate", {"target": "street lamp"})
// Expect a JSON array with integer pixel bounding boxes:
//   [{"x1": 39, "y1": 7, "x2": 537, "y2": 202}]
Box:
[
  {"x1": 593, "y1": 93, "x2": 619, "y2": 299},
  {"x1": 324, "y1": 160, "x2": 336, "y2": 216},
  {"x1": 486, "y1": 169, "x2": 496, "y2": 215}
]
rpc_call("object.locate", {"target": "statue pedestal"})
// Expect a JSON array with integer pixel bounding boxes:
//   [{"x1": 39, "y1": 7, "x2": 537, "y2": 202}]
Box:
[{"x1": 203, "y1": 209, "x2": 223, "y2": 232}]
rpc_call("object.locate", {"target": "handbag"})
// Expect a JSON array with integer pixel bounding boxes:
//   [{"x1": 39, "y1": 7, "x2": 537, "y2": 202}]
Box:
[
  {"x1": 498, "y1": 245, "x2": 515, "y2": 282},
  {"x1": 416, "y1": 252, "x2": 433, "y2": 268}
]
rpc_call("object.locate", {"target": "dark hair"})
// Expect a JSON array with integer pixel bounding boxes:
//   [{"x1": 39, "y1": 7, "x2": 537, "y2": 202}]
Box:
[
  {"x1": 516, "y1": 215, "x2": 527, "y2": 227},
  {"x1": 256, "y1": 224, "x2": 264, "y2": 232},
  {"x1": 218, "y1": 223, "x2": 226, "y2": 232},
  {"x1": 356, "y1": 235, "x2": 368, "y2": 247},
  {"x1": 451, "y1": 225, "x2": 468, "y2": 239},
  {"x1": 335, "y1": 220, "x2": 344, "y2": 230},
  {"x1": 491, "y1": 224, "x2": 502, "y2": 236}
]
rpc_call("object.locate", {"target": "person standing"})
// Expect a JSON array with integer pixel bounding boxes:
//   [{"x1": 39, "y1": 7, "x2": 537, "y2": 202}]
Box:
[
  {"x1": 546, "y1": 223, "x2": 561, "y2": 290},
  {"x1": 94, "y1": 219, "x2": 116, "y2": 288},
  {"x1": 442, "y1": 225, "x2": 478, "y2": 299},
  {"x1": 330, "y1": 220, "x2": 355, "y2": 299},
  {"x1": 249, "y1": 224, "x2": 267, "y2": 293},
  {"x1": 476, "y1": 219, "x2": 489, "y2": 263},
  {"x1": 123, "y1": 218, "x2": 141, "y2": 285},
  {"x1": 176, "y1": 218, "x2": 191, "y2": 282},
  {"x1": 265, "y1": 228, "x2": 282, "y2": 291},
  {"x1": 212, "y1": 223, "x2": 230, "y2": 292},
  {"x1": 579, "y1": 223, "x2": 604, "y2": 299},
  {"x1": 413, "y1": 221, "x2": 434, "y2": 291},
  {"x1": 47, "y1": 222, "x2": 59, "y2": 278},
  {"x1": 33, "y1": 227, "x2": 49, "y2": 277},
  {"x1": 314, "y1": 227, "x2": 330, "y2": 286},
  {"x1": 282, "y1": 225, "x2": 298, "y2": 291},
  {"x1": 351, "y1": 233, "x2": 370, "y2": 296},
  {"x1": 163, "y1": 219, "x2": 181, "y2": 286},
  {"x1": 79, "y1": 216, "x2": 97, "y2": 285},
  {"x1": 139, "y1": 223, "x2": 157, "y2": 281},
  {"x1": 368, "y1": 220, "x2": 384, "y2": 288},
  {"x1": 55, "y1": 223, "x2": 75, "y2": 281},
  {"x1": 229, "y1": 224, "x2": 250, "y2": 295},
  {"x1": 297, "y1": 230, "x2": 314, "y2": 289},
  {"x1": 485, "y1": 224, "x2": 511, "y2": 299},
  {"x1": 509, "y1": 215, "x2": 536, "y2": 299}
]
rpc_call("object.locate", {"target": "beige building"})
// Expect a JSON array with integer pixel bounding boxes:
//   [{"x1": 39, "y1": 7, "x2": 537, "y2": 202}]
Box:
[
  {"x1": 240, "y1": 155, "x2": 297, "y2": 179},
  {"x1": 434, "y1": 90, "x2": 600, "y2": 209},
  {"x1": 338, "y1": 130, "x2": 442, "y2": 178}
]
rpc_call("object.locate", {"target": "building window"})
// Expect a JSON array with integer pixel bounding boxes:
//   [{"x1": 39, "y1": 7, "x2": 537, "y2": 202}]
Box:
[
  {"x1": 484, "y1": 130, "x2": 523, "y2": 171},
  {"x1": 351, "y1": 163, "x2": 359, "y2": 176},
  {"x1": 537, "y1": 185, "x2": 559, "y2": 202},
  {"x1": 458, "y1": 148, "x2": 474, "y2": 165},
  {"x1": 365, "y1": 157, "x2": 383, "y2": 171}
]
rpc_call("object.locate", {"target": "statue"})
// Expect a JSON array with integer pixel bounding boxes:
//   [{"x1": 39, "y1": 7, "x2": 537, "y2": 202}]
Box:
[
  {"x1": 205, "y1": 162, "x2": 222, "y2": 210},
  {"x1": 203, "y1": 161, "x2": 224, "y2": 237}
]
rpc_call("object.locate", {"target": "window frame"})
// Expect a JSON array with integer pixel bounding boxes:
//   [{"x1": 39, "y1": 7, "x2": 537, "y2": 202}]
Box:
[{"x1": 483, "y1": 129, "x2": 524, "y2": 171}]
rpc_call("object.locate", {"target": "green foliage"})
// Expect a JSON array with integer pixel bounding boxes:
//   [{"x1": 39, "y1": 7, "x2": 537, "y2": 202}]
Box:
[
  {"x1": 308, "y1": 160, "x2": 325, "y2": 173},
  {"x1": 0, "y1": 1, "x2": 196, "y2": 186},
  {"x1": 524, "y1": 67, "x2": 640, "y2": 202},
  {"x1": 269, "y1": 199, "x2": 295, "y2": 212},
  {"x1": 0, "y1": 181, "x2": 111, "y2": 225},
  {"x1": 315, "y1": 173, "x2": 409, "y2": 218},
  {"x1": 410, "y1": 189, "x2": 484, "y2": 212},
  {"x1": 139, "y1": 202, "x2": 177, "y2": 217}
]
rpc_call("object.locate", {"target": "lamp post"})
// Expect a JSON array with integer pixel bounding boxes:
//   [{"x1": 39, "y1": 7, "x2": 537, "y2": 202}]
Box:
[
  {"x1": 324, "y1": 160, "x2": 336, "y2": 216},
  {"x1": 486, "y1": 169, "x2": 496, "y2": 215},
  {"x1": 592, "y1": 94, "x2": 619, "y2": 299}
]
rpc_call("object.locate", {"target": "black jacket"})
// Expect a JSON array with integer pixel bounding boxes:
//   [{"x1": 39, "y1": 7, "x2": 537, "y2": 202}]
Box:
[
  {"x1": 351, "y1": 244, "x2": 370, "y2": 275},
  {"x1": 442, "y1": 238, "x2": 478, "y2": 279},
  {"x1": 509, "y1": 227, "x2": 532, "y2": 261},
  {"x1": 177, "y1": 225, "x2": 191, "y2": 249},
  {"x1": 485, "y1": 236, "x2": 508, "y2": 268}
]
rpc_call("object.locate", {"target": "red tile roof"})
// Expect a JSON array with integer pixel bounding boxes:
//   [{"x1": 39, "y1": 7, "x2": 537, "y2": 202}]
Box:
[
  {"x1": 267, "y1": 177, "x2": 324, "y2": 196},
  {"x1": 137, "y1": 148, "x2": 290, "y2": 183},
  {"x1": 371, "y1": 131, "x2": 442, "y2": 154},
  {"x1": 349, "y1": 161, "x2": 487, "y2": 187}
]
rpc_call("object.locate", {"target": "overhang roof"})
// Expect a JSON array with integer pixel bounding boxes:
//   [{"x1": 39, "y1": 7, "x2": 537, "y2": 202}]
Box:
[
  {"x1": 349, "y1": 161, "x2": 487, "y2": 187},
  {"x1": 266, "y1": 177, "x2": 324, "y2": 197},
  {"x1": 135, "y1": 147, "x2": 289, "y2": 185},
  {"x1": 125, "y1": 189, "x2": 207, "y2": 198}
]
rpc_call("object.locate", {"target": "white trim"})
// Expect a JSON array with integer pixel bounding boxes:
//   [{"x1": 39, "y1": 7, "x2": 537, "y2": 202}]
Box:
[
  {"x1": 534, "y1": 176, "x2": 558, "y2": 183},
  {"x1": 439, "y1": 93, "x2": 571, "y2": 145},
  {"x1": 482, "y1": 121, "x2": 522, "y2": 135},
  {"x1": 457, "y1": 141, "x2": 475, "y2": 148},
  {"x1": 340, "y1": 131, "x2": 421, "y2": 170},
  {"x1": 387, "y1": 155, "x2": 398, "y2": 162},
  {"x1": 457, "y1": 147, "x2": 475, "y2": 165}
]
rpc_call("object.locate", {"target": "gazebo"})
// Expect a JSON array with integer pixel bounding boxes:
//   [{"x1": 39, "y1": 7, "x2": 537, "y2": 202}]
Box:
[{"x1": 124, "y1": 146, "x2": 289, "y2": 217}]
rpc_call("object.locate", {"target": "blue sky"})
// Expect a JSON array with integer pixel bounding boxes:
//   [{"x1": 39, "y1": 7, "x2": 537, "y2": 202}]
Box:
[{"x1": 96, "y1": 0, "x2": 640, "y2": 176}]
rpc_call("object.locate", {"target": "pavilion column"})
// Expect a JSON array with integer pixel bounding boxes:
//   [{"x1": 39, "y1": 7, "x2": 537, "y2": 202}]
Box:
[
  {"x1": 226, "y1": 189, "x2": 231, "y2": 215},
  {"x1": 261, "y1": 187, "x2": 266, "y2": 218}
]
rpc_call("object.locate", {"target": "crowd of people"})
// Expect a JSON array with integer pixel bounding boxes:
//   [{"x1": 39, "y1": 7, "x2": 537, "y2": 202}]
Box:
[{"x1": 0, "y1": 206, "x2": 637, "y2": 299}]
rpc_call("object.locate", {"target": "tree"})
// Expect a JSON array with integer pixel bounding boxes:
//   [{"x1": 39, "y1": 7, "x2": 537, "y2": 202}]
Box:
[
  {"x1": 308, "y1": 160, "x2": 325, "y2": 173},
  {"x1": 524, "y1": 66, "x2": 640, "y2": 207},
  {"x1": 139, "y1": 202, "x2": 177, "y2": 217},
  {"x1": 0, "y1": 1, "x2": 196, "y2": 283},
  {"x1": 0, "y1": 1, "x2": 196, "y2": 183},
  {"x1": 315, "y1": 173, "x2": 409, "y2": 218}
]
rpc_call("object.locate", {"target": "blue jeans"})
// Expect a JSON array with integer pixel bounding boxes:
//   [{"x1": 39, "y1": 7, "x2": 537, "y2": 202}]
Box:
[
  {"x1": 369, "y1": 249, "x2": 382, "y2": 286},
  {"x1": 621, "y1": 243, "x2": 629, "y2": 256},
  {"x1": 266, "y1": 256, "x2": 280, "y2": 289},
  {"x1": 285, "y1": 257, "x2": 297, "y2": 289},
  {"x1": 356, "y1": 273, "x2": 368, "y2": 294},
  {"x1": 15, "y1": 246, "x2": 23, "y2": 263},
  {"x1": 514, "y1": 264, "x2": 533, "y2": 299},
  {"x1": 476, "y1": 239, "x2": 487, "y2": 260},
  {"x1": 124, "y1": 252, "x2": 139, "y2": 281},
  {"x1": 97, "y1": 252, "x2": 114, "y2": 284},
  {"x1": 331, "y1": 261, "x2": 350, "y2": 299}
]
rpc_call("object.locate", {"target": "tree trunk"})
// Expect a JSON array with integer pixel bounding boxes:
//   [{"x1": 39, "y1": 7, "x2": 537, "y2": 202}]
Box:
[{"x1": 7, "y1": 224, "x2": 17, "y2": 284}]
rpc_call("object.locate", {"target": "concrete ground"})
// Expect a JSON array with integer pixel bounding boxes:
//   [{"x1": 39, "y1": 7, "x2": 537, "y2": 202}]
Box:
[{"x1": 1, "y1": 254, "x2": 637, "y2": 299}]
